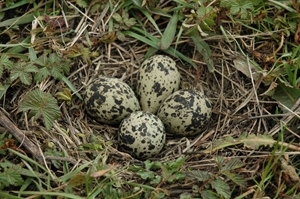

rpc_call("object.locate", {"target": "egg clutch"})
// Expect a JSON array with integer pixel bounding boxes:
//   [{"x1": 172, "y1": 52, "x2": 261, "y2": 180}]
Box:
[{"x1": 84, "y1": 55, "x2": 212, "y2": 159}]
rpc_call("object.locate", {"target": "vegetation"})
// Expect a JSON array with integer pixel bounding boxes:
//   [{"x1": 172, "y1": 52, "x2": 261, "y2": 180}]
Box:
[{"x1": 0, "y1": 0, "x2": 300, "y2": 198}]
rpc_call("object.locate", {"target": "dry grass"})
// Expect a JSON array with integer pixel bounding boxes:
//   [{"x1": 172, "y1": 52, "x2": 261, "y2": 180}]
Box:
[{"x1": 1, "y1": 1, "x2": 300, "y2": 198}]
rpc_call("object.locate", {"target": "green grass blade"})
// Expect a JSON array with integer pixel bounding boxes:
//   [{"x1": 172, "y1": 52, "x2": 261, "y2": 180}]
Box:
[
  {"x1": 191, "y1": 35, "x2": 214, "y2": 72},
  {"x1": 0, "y1": 192, "x2": 22, "y2": 199},
  {"x1": 123, "y1": 28, "x2": 197, "y2": 68},
  {"x1": 130, "y1": 27, "x2": 196, "y2": 67},
  {"x1": 139, "y1": 8, "x2": 163, "y2": 36},
  {"x1": 62, "y1": 76, "x2": 83, "y2": 100},
  {"x1": 160, "y1": 12, "x2": 179, "y2": 50},
  {"x1": 15, "y1": 191, "x2": 84, "y2": 199},
  {"x1": 122, "y1": 30, "x2": 159, "y2": 48},
  {"x1": 0, "y1": 14, "x2": 35, "y2": 27},
  {"x1": 0, "y1": 0, "x2": 33, "y2": 11}
]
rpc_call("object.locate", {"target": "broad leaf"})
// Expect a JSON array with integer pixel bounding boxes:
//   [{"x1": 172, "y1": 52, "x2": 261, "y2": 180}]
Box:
[
  {"x1": 19, "y1": 89, "x2": 61, "y2": 130},
  {"x1": 222, "y1": 158, "x2": 244, "y2": 172},
  {"x1": 222, "y1": 171, "x2": 247, "y2": 187},
  {"x1": 200, "y1": 189, "x2": 219, "y2": 199},
  {"x1": 210, "y1": 178, "x2": 231, "y2": 199},
  {"x1": 187, "y1": 170, "x2": 211, "y2": 181},
  {"x1": 272, "y1": 82, "x2": 300, "y2": 112},
  {"x1": 242, "y1": 134, "x2": 275, "y2": 150},
  {"x1": 10, "y1": 62, "x2": 39, "y2": 85}
]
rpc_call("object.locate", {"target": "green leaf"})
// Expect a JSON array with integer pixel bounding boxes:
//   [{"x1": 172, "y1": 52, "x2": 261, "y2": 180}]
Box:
[
  {"x1": 272, "y1": 81, "x2": 300, "y2": 112},
  {"x1": 222, "y1": 158, "x2": 244, "y2": 172},
  {"x1": 10, "y1": 62, "x2": 39, "y2": 85},
  {"x1": 214, "y1": 156, "x2": 226, "y2": 169},
  {"x1": 220, "y1": 0, "x2": 255, "y2": 19},
  {"x1": 61, "y1": 76, "x2": 83, "y2": 100},
  {"x1": 0, "y1": 82, "x2": 11, "y2": 100},
  {"x1": 0, "y1": 13, "x2": 35, "y2": 27},
  {"x1": 242, "y1": 134, "x2": 274, "y2": 150},
  {"x1": 28, "y1": 47, "x2": 38, "y2": 62},
  {"x1": 123, "y1": 28, "x2": 197, "y2": 68},
  {"x1": 34, "y1": 67, "x2": 50, "y2": 82},
  {"x1": 210, "y1": 178, "x2": 231, "y2": 199},
  {"x1": 55, "y1": 88, "x2": 72, "y2": 105},
  {"x1": 76, "y1": 0, "x2": 88, "y2": 8},
  {"x1": 124, "y1": 18, "x2": 137, "y2": 28},
  {"x1": 203, "y1": 133, "x2": 278, "y2": 153},
  {"x1": 161, "y1": 157, "x2": 186, "y2": 182},
  {"x1": 0, "y1": 54, "x2": 13, "y2": 69},
  {"x1": 200, "y1": 189, "x2": 219, "y2": 199},
  {"x1": 112, "y1": 13, "x2": 123, "y2": 22},
  {"x1": 0, "y1": 54, "x2": 13, "y2": 77},
  {"x1": 191, "y1": 35, "x2": 214, "y2": 72},
  {"x1": 18, "y1": 89, "x2": 61, "y2": 130},
  {"x1": 187, "y1": 170, "x2": 211, "y2": 181},
  {"x1": 160, "y1": 12, "x2": 179, "y2": 50},
  {"x1": 222, "y1": 171, "x2": 247, "y2": 187},
  {"x1": 137, "y1": 170, "x2": 155, "y2": 180},
  {"x1": 144, "y1": 160, "x2": 162, "y2": 170},
  {"x1": 0, "y1": 164, "x2": 24, "y2": 188}
]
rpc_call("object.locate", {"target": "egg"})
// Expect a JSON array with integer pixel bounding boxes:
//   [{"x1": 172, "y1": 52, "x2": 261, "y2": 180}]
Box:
[
  {"x1": 118, "y1": 111, "x2": 166, "y2": 159},
  {"x1": 136, "y1": 55, "x2": 180, "y2": 114},
  {"x1": 157, "y1": 89, "x2": 212, "y2": 136},
  {"x1": 84, "y1": 76, "x2": 140, "y2": 125}
]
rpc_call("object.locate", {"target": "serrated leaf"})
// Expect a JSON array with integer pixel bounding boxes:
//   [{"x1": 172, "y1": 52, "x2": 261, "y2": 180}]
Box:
[
  {"x1": 34, "y1": 67, "x2": 50, "y2": 82},
  {"x1": 222, "y1": 158, "x2": 244, "y2": 172},
  {"x1": 0, "y1": 54, "x2": 13, "y2": 69},
  {"x1": 116, "y1": 31, "x2": 126, "y2": 41},
  {"x1": 144, "y1": 159, "x2": 162, "y2": 170},
  {"x1": 210, "y1": 178, "x2": 231, "y2": 199},
  {"x1": 137, "y1": 170, "x2": 155, "y2": 180},
  {"x1": 124, "y1": 18, "x2": 137, "y2": 28},
  {"x1": 200, "y1": 189, "x2": 219, "y2": 199},
  {"x1": 204, "y1": 135, "x2": 239, "y2": 153},
  {"x1": 28, "y1": 47, "x2": 38, "y2": 62},
  {"x1": 214, "y1": 156, "x2": 226, "y2": 168},
  {"x1": 0, "y1": 82, "x2": 10, "y2": 100},
  {"x1": 188, "y1": 170, "x2": 211, "y2": 182},
  {"x1": 204, "y1": 133, "x2": 278, "y2": 153},
  {"x1": 160, "y1": 12, "x2": 179, "y2": 50},
  {"x1": 10, "y1": 62, "x2": 39, "y2": 85},
  {"x1": 241, "y1": 134, "x2": 274, "y2": 150},
  {"x1": 19, "y1": 89, "x2": 61, "y2": 130},
  {"x1": 0, "y1": 165, "x2": 24, "y2": 188},
  {"x1": 112, "y1": 13, "x2": 122, "y2": 22},
  {"x1": 222, "y1": 171, "x2": 247, "y2": 187},
  {"x1": 50, "y1": 65, "x2": 64, "y2": 80}
]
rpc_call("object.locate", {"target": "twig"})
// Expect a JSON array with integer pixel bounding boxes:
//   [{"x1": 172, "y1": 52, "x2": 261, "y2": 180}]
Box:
[{"x1": 0, "y1": 110, "x2": 44, "y2": 163}]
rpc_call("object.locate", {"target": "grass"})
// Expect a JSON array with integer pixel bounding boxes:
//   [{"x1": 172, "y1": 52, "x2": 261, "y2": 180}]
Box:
[{"x1": 1, "y1": 0, "x2": 300, "y2": 198}]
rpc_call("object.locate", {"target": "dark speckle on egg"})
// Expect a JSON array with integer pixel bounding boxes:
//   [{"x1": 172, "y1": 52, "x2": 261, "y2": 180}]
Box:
[
  {"x1": 136, "y1": 55, "x2": 180, "y2": 114},
  {"x1": 118, "y1": 111, "x2": 166, "y2": 159},
  {"x1": 157, "y1": 89, "x2": 212, "y2": 136},
  {"x1": 84, "y1": 76, "x2": 141, "y2": 125}
]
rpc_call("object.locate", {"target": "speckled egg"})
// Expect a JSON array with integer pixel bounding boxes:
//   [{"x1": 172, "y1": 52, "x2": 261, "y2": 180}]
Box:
[
  {"x1": 136, "y1": 55, "x2": 180, "y2": 114},
  {"x1": 118, "y1": 111, "x2": 166, "y2": 159},
  {"x1": 157, "y1": 89, "x2": 212, "y2": 136},
  {"x1": 84, "y1": 76, "x2": 140, "y2": 125}
]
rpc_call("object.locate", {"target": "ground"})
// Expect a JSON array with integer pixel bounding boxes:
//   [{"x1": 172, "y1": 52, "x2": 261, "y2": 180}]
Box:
[{"x1": 0, "y1": 1, "x2": 300, "y2": 199}]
